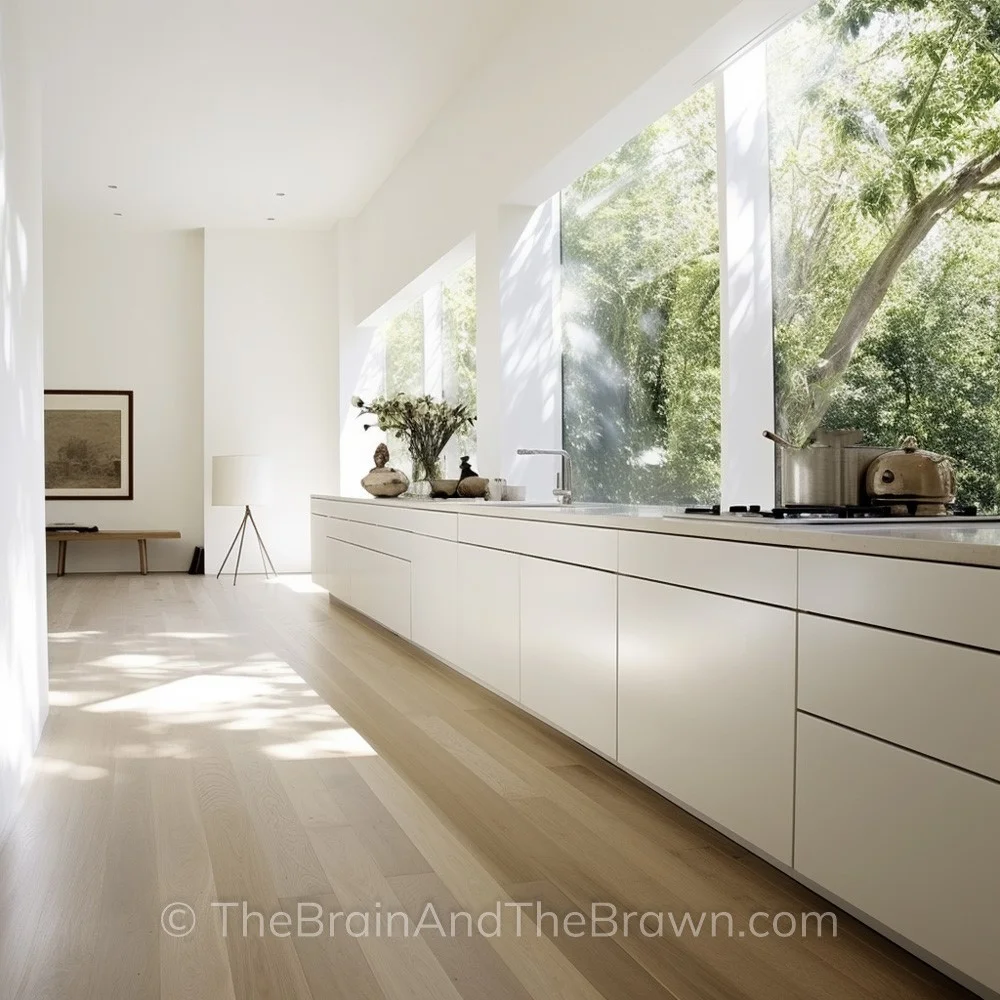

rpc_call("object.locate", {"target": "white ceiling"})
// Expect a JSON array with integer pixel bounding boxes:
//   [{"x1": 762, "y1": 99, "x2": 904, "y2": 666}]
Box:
[{"x1": 36, "y1": 0, "x2": 526, "y2": 229}]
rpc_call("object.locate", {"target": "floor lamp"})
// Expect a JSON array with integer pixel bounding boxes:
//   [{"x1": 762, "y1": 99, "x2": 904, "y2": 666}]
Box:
[{"x1": 212, "y1": 455, "x2": 278, "y2": 584}]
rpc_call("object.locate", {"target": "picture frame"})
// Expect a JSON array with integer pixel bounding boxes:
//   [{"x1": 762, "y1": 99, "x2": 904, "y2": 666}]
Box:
[{"x1": 44, "y1": 390, "x2": 134, "y2": 500}]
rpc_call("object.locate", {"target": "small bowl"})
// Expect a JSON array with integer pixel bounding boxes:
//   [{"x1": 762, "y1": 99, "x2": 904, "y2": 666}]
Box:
[
  {"x1": 504, "y1": 485, "x2": 526, "y2": 501},
  {"x1": 429, "y1": 478, "x2": 459, "y2": 497}
]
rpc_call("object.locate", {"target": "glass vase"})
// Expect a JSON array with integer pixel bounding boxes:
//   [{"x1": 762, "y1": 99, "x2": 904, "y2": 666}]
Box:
[{"x1": 411, "y1": 453, "x2": 442, "y2": 483}]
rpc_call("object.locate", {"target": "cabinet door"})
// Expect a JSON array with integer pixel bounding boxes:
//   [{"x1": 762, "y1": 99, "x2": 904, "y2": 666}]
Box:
[
  {"x1": 795, "y1": 714, "x2": 1000, "y2": 994},
  {"x1": 350, "y1": 544, "x2": 410, "y2": 639},
  {"x1": 617, "y1": 576, "x2": 796, "y2": 862},
  {"x1": 376, "y1": 549, "x2": 411, "y2": 639},
  {"x1": 311, "y1": 515, "x2": 328, "y2": 591},
  {"x1": 410, "y1": 534, "x2": 459, "y2": 664},
  {"x1": 324, "y1": 536, "x2": 353, "y2": 605},
  {"x1": 519, "y1": 557, "x2": 617, "y2": 757},
  {"x1": 457, "y1": 545, "x2": 520, "y2": 699}
]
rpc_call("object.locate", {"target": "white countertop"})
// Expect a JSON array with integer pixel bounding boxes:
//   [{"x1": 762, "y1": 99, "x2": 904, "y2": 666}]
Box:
[{"x1": 312, "y1": 495, "x2": 1000, "y2": 569}]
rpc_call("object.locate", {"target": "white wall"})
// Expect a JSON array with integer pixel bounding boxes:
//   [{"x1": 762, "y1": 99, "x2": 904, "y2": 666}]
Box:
[
  {"x1": 204, "y1": 230, "x2": 337, "y2": 573},
  {"x1": 348, "y1": 0, "x2": 801, "y2": 325},
  {"x1": 43, "y1": 222, "x2": 205, "y2": 572},
  {"x1": 0, "y1": 0, "x2": 47, "y2": 838},
  {"x1": 337, "y1": 0, "x2": 809, "y2": 499}
]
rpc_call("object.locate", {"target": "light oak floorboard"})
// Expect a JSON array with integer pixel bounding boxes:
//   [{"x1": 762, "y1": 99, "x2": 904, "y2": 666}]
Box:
[{"x1": 0, "y1": 574, "x2": 974, "y2": 1000}]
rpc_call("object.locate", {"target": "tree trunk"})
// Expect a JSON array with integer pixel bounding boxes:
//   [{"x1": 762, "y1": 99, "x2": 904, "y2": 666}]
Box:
[{"x1": 797, "y1": 147, "x2": 1000, "y2": 438}]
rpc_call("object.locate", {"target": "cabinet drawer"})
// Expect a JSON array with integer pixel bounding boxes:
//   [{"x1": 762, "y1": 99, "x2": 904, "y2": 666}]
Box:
[
  {"x1": 311, "y1": 498, "x2": 375, "y2": 522},
  {"x1": 798, "y1": 549, "x2": 1000, "y2": 650},
  {"x1": 618, "y1": 530, "x2": 796, "y2": 607},
  {"x1": 799, "y1": 615, "x2": 1000, "y2": 781},
  {"x1": 795, "y1": 715, "x2": 1000, "y2": 994},
  {"x1": 347, "y1": 521, "x2": 411, "y2": 562},
  {"x1": 376, "y1": 505, "x2": 458, "y2": 540},
  {"x1": 457, "y1": 516, "x2": 617, "y2": 571}
]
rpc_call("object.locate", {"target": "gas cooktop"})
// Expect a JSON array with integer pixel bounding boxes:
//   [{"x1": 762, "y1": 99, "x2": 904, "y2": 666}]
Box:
[{"x1": 682, "y1": 503, "x2": 992, "y2": 522}]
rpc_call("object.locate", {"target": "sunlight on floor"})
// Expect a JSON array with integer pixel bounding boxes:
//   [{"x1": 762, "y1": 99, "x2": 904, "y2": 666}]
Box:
[
  {"x1": 264, "y1": 727, "x2": 377, "y2": 760},
  {"x1": 265, "y1": 574, "x2": 326, "y2": 594},
  {"x1": 147, "y1": 631, "x2": 234, "y2": 640},
  {"x1": 32, "y1": 757, "x2": 109, "y2": 781},
  {"x1": 82, "y1": 673, "x2": 280, "y2": 717}
]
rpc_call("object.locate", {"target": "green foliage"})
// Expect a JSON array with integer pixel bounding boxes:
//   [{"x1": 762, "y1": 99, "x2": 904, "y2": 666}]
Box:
[
  {"x1": 770, "y1": 0, "x2": 1000, "y2": 508},
  {"x1": 561, "y1": 84, "x2": 721, "y2": 504},
  {"x1": 353, "y1": 393, "x2": 475, "y2": 481},
  {"x1": 442, "y1": 258, "x2": 478, "y2": 465}
]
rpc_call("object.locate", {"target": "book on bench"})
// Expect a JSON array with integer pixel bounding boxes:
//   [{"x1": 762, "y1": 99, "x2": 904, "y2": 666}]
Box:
[{"x1": 46, "y1": 524, "x2": 99, "y2": 533}]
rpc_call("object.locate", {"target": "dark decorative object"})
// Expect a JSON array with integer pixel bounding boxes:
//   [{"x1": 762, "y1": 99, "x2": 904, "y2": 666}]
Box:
[
  {"x1": 361, "y1": 443, "x2": 409, "y2": 498},
  {"x1": 456, "y1": 455, "x2": 488, "y2": 497},
  {"x1": 44, "y1": 390, "x2": 134, "y2": 500}
]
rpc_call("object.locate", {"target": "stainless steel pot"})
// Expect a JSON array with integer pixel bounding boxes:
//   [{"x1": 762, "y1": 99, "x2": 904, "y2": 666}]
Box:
[
  {"x1": 866, "y1": 436, "x2": 956, "y2": 514},
  {"x1": 765, "y1": 429, "x2": 889, "y2": 507}
]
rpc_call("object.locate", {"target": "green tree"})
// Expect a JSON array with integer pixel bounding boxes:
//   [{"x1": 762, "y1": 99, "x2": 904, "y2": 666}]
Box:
[
  {"x1": 773, "y1": 0, "x2": 1000, "y2": 440},
  {"x1": 562, "y1": 83, "x2": 721, "y2": 504}
]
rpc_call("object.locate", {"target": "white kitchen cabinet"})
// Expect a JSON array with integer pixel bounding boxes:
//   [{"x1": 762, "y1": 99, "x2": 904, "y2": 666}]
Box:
[
  {"x1": 519, "y1": 557, "x2": 618, "y2": 758},
  {"x1": 458, "y1": 515, "x2": 618, "y2": 572},
  {"x1": 457, "y1": 544, "x2": 520, "y2": 699},
  {"x1": 798, "y1": 614, "x2": 1000, "y2": 781},
  {"x1": 410, "y1": 534, "x2": 459, "y2": 664},
  {"x1": 617, "y1": 576, "x2": 796, "y2": 863},
  {"x1": 795, "y1": 714, "x2": 1000, "y2": 994},
  {"x1": 618, "y1": 530, "x2": 797, "y2": 607},
  {"x1": 349, "y1": 543, "x2": 410, "y2": 638},
  {"x1": 324, "y1": 535, "x2": 353, "y2": 605},
  {"x1": 798, "y1": 549, "x2": 1000, "y2": 651},
  {"x1": 310, "y1": 514, "x2": 328, "y2": 591}
]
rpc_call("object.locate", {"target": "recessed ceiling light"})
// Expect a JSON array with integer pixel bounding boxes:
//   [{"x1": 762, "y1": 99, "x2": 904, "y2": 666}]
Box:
[
  {"x1": 266, "y1": 217, "x2": 276, "y2": 221},
  {"x1": 276, "y1": 192, "x2": 285, "y2": 197},
  {"x1": 113, "y1": 212, "x2": 123, "y2": 217},
  {"x1": 108, "y1": 184, "x2": 118, "y2": 190}
]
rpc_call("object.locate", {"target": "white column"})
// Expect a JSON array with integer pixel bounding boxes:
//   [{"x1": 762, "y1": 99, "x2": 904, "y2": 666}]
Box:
[
  {"x1": 338, "y1": 221, "x2": 383, "y2": 496},
  {"x1": 718, "y1": 49, "x2": 776, "y2": 508},
  {"x1": 422, "y1": 283, "x2": 443, "y2": 399}
]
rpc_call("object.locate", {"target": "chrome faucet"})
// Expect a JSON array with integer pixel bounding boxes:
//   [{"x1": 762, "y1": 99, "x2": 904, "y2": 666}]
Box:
[{"x1": 516, "y1": 449, "x2": 573, "y2": 504}]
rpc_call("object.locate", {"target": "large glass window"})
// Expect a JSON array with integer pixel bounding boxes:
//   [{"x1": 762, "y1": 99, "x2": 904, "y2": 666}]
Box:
[
  {"x1": 442, "y1": 257, "x2": 478, "y2": 471},
  {"x1": 768, "y1": 1, "x2": 1000, "y2": 510},
  {"x1": 561, "y1": 84, "x2": 721, "y2": 505},
  {"x1": 376, "y1": 256, "x2": 477, "y2": 479}
]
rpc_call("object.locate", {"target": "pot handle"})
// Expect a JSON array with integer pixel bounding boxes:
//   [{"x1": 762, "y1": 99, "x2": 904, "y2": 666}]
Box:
[{"x1": 763, "y1": 429, "x2": 797, "y2": 449}]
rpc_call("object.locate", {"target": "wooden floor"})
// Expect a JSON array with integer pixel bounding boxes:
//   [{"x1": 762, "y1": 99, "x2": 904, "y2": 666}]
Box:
[{"x1": 0, "y1": 574, "x2": 972, "y2": 1000}]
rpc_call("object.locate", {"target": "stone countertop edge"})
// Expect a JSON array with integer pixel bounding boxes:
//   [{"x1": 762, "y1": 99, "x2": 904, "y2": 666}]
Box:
[{"x1": 311, "y1": 495, "x2": 1000, "y2": 570}]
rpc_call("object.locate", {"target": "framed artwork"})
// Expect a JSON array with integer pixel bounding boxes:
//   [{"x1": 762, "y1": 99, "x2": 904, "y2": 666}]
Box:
[{"x1": 44, "y1": 390, "x2": 134, "y2": 500}]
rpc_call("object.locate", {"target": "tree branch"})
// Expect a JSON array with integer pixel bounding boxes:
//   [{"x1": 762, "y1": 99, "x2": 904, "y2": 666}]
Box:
[{"x1": 797, "y1": 145, "x2": 1000, "y2": 437}]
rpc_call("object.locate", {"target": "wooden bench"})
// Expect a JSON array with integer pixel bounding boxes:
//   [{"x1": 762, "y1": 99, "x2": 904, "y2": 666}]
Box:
[{"x1": 48, "y1": 530, "x2": 182, "y2": 576}]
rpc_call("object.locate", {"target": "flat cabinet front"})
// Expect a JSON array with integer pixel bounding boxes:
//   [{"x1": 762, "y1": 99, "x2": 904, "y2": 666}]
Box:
[
  {"x1": 617, "y1": 576, "x2": 796, "y2": 863},
  {"x1": 410, "y1": 534, "x2": 459, "y2": 665},
  {"x1": 795, "y1": 714, "x2": 1000, "y2": 994},
  {"x1": 457, "y1": 545, "x2": 520, "y2": 699},
  {"x1": 324, "y1": 535, "x2": 353, "y2": 605},
  {"x1": 519, "y1": 557, "x2": 618, "y2": 758},
  {"x1": 353, "y1": 544, "x2": 410, "y2": 639},
  {"x1": 310, "y1": 514, "x2": 328, "y2": 591}
]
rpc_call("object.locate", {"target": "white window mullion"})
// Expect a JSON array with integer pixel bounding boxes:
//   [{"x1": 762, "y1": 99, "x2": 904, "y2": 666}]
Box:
[
  {"x1": 422, "y1": 284, "x2": 444, "y2": 399},
  {"x1": 718, "y1": 48, "x2": 777, "y2": 508}
]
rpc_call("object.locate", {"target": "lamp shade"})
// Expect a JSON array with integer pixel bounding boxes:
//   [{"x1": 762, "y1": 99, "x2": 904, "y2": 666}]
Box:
[{"x1": 212, "y1": 455, "x2": 272, "y2": 507}]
